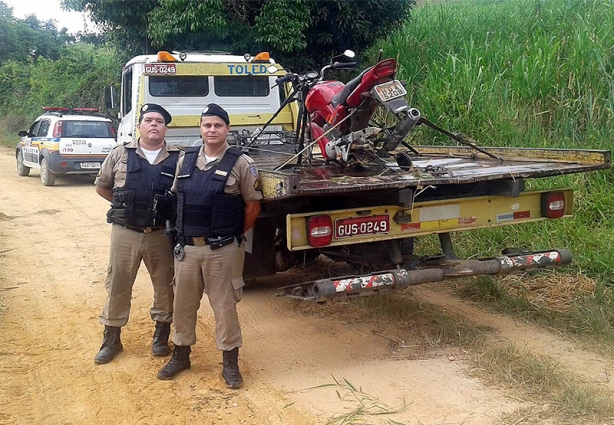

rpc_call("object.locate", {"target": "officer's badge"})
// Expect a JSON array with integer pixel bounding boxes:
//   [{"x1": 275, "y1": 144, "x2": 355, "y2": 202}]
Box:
[
  {"x1": 141, "y1": 104, "x2": 149, "y2": 112},
  {"x1": 202, "y1": 106, "x2": 209, "y2": 114},
  {"x1": 254, "y1": 178, "x2": 261, "y2": 192}
]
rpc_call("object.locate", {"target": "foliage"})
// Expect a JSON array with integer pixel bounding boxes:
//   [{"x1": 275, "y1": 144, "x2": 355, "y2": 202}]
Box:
[
  {"x1": 0, "y1": 1, "x2": 76, "y2": 63},
  {"x1": 0, "y1": 43, "x2": 121, "y2": 131},
  {"x1": 62, "y1": 0, "x2": 157, "y2": 54},
  {"x1": 61, "y1": 0, "x2": 415, "y2": 70},
  {"x1": 378, "y1": 0, "x2": 614, "y2": 150}
]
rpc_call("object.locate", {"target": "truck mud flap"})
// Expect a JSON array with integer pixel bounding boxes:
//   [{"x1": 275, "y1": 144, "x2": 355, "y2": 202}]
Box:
[{"x1": 276, "y1": 249, "x2": 572, "y2": 301}]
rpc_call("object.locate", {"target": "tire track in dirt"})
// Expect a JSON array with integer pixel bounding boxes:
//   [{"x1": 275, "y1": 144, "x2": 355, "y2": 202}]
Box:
[{"x1": 412, "y1": 284, "x2": 614, "y2": 391}]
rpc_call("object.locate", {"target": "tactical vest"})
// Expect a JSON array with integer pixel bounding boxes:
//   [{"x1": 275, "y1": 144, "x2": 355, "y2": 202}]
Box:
[
  {"x1": 175, "y1": 147, "x2": 245, "y2": 237},
  {"x1": 107, "y1": 147, "x2": 179, "y2": 228}
]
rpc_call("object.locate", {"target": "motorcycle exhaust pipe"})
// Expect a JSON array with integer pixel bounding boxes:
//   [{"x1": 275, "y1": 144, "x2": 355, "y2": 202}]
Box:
[{"x1": 384, "y1": 108, "x2": 421, "y2": 151}]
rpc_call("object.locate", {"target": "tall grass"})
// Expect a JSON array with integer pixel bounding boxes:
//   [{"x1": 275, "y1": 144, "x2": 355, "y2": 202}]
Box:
[
  {"x1": 367, "y1": 0, "x2": 614, "y2": 339},
  {"x1": 384, "y1": 0, "x2": 614, "y2": 150}
]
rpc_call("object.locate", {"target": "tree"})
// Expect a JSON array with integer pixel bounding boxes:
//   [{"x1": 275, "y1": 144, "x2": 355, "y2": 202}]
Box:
[
  {"x1": 0, "y1": 1, "x2": 74, "y2": 63},
  {"x1": 62, "y1": 0, "x2": 415, "y2": 70}
]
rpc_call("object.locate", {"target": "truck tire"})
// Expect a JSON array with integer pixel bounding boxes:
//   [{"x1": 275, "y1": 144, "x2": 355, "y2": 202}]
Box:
[
  {"x1": 400, "y1": 237, "x2": 414, "y2": 255},
  {"x1": 16, "y1": 151, "x2": 30, "y2": 176},
  {"x1": 40, "y1": 157, "x2": 56, "y2": 186}
]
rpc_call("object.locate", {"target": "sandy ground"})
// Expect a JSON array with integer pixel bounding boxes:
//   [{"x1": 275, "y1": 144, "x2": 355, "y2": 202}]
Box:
[{"x1": 0, "y1": 145, "x2": 612, "y2": 425}]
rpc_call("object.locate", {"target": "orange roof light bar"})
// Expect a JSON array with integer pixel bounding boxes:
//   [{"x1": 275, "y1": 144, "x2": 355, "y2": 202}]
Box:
[
  {"x1": 252, "y1": 52, "x2": 270, "y2": 62},
  {"x1": 157, "y1": 51, "x2": 178, "y2": 63}
]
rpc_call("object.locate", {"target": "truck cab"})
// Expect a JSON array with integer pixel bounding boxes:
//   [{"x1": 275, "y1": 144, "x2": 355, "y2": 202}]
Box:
[{"x1": 112, "y1": 50, "x2": 297, "y2": 147}]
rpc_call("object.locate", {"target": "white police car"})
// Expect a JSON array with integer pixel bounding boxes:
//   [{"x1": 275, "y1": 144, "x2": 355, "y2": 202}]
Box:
[{"x1": 16, "y1": 107, "x2": 117, "y2": 186}]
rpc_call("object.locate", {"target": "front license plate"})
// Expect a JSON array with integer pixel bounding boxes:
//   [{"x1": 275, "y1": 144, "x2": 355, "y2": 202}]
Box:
[
  {"x1": 81, "y1": 162, "x2": 101, "y2": 169},
  {"x1": 144, "y1": 63, "x2": 177, "y2": 74},
  {"x1": 373, "y1": 80, "x2": 407, "y2": 102},
  {"x1": 335, "y1": 214, "x2": 390, "y2": 239}
]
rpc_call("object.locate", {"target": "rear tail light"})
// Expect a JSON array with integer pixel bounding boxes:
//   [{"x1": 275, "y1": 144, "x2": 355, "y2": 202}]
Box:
[
  {"x1": 110, "y1": 125, "x2": 116, "y2": 137},
  {"x1": 53, "y1": 121, "x2": 62, "y2": 138},
  {"x1": 373, "y1": 59, "x2": 396, "y2": 79},
  {"x1": 541, "y1": 191, "x2": 566, "y2": 218},
  {"x1": 307, "y1": 215, "x2": 333, "y2": 247}
]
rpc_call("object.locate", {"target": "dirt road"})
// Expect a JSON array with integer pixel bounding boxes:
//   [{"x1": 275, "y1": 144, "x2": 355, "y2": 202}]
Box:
[{"x1": 0, "y1": 145, "x2": 612, "y2": 425}]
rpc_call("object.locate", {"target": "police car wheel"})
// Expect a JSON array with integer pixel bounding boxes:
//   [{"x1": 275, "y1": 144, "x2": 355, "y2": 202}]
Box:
[
  {"x1": 40, "y1": 158, "x2": 56, "y2": 186},
  {"x1": 16, "y1": 152, "x2": 30, "y2": 177}
]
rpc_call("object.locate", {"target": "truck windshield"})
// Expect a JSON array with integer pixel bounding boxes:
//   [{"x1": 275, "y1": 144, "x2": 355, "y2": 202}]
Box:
[
  {"x1": 149, "y1": 76, "x2": 209, "y2": 97},
  {"x1": 214, "y1": 76, "x2": 270, "y2": 97}
]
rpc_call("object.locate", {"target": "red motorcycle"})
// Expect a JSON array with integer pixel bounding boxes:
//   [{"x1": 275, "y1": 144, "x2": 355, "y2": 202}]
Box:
[{"x1": 274, "y1": 50, "x2": 422, "y2": 167}]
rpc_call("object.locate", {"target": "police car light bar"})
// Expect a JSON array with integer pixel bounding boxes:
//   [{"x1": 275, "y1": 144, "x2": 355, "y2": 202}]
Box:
[{"x1": 43, "y1": 107, "x2": 100, "y2": 112}]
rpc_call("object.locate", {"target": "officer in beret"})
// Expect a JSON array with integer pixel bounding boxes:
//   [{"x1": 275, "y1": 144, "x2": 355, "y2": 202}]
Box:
[
  {"x1": 93, "y1": 103, "x2": 179, "y2": 364},
  {"x1": 157, "y1": 103, "x2": 262, "y2": 389}
]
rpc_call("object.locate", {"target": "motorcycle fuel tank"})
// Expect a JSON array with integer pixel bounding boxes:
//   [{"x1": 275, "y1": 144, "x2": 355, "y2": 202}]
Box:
[{"x1": 305, "y1": 80, "x2": 345, "y2": 124}]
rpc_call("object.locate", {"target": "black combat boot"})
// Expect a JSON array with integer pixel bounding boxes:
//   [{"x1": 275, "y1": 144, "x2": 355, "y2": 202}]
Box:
[
  {"x1": 157, "y1": 345, "x2": 191, "y2": 380},
  {"x1": 221, "y1": 347, "x2": 243, "y2": 389},
  {"x1": 94, "y1": 326, "x2": 123, "y2": 364},
  {"x1": 152, "y1": 322, "x2": 171, "y2": 356}
]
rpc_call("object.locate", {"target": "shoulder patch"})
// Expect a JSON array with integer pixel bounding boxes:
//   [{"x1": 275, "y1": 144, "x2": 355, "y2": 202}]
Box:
[
  {"x1": 253, "y1": 178, "x2": 261, "y2": 192},
  {"x1": 249, "y1": 165, "x2": 259, "y2": 178}
]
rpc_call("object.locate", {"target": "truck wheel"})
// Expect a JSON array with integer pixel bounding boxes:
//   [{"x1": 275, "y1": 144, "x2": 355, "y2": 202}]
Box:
[
  {"x1": 16, "y1": 152, "x2": 30, "y2": 176},
  {"x1": 40, "y1": 158, "x2": 56, "y2": 186},
  {"x1": 400, "y1": 237, "x2": 414, "y2": 255}
]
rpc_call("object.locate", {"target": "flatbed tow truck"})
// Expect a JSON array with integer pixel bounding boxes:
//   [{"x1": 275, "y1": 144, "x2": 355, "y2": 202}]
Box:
[{"x1": 246, "y1": 141, "x2": 610, "y2": 301}]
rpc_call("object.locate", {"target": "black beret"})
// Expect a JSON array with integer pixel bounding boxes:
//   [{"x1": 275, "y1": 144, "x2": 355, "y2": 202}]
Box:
[
  {"x1": 139, "y1": 103, "x2": 172, "y2": 125},
  {"x1": 201, "y1": 103, "x2": 230, "y2": 125}
]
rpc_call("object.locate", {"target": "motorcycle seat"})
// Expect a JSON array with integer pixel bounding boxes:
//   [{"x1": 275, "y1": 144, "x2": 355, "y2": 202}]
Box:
[{"x1": 331, "y1": 67, "x2": 371, "y2": 107}]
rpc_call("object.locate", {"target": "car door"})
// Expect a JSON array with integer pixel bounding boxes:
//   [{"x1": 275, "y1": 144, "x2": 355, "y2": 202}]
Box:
[{"x1": 22, "y1": 120, "x2": 42, "y2": 164}]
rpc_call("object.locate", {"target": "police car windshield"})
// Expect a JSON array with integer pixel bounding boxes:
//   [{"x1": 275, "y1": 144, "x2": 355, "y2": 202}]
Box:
[{"x1": 63, "y1": 121, "x2": 114, "y2": 138}]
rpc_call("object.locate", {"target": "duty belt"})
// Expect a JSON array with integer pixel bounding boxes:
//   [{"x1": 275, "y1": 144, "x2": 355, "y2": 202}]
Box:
[
  {"x1": 124, "y1": 226, "x2": 164, "y2": 234},
  {"x1": 183, "y1": 235, "x2": 243, "y2": 250}
]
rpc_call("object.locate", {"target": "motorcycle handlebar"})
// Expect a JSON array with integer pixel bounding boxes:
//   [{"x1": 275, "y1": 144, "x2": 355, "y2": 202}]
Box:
[
  {"x1": 275, "y1": 74, "x2": 296, "y2": 85},
  {"x1": 330, "y1": 61, "x2": 357, "y2": 70}
]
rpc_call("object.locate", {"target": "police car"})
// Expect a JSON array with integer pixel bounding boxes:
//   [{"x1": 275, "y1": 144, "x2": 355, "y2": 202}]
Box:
[{"x1": 16, "y1": 107, "x2": 117, "y2": 186}]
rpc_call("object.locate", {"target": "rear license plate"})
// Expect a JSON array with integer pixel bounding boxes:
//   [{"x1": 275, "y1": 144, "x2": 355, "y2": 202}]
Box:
[
  {"x1": 373, "y1": 80, "x2": 407, "y2": 102},
  {"x1": 334, "y1": 214, "x2": 390, "y2": 239},
  {"x1": 81, "y1": 162, "x2": 101, "y2": 169}
]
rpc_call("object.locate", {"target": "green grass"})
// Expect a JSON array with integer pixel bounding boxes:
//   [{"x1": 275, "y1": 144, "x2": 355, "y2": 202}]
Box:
[{"x1": 472, "y1": 343, "x2": 614, "y2": 424}]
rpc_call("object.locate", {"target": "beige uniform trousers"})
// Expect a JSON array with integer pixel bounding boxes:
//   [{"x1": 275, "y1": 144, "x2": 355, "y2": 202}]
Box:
[
  {"x1": 99, "y1": 224, "x2": 175, "y2": 327},
  {"x1": 172, "y1": 241, "x2": 245, "y2": 351}
]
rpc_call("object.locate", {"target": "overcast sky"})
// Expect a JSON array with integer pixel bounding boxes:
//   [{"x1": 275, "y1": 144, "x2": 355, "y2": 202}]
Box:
[{"x1": 3, "y1": 0, "x2": 95, "y2": 34}]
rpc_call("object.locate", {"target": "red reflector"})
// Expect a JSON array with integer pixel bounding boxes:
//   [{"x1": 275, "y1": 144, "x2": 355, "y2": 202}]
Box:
[
  {"x1": 307, "y1": 215, "x2": 333, "y2": 247},
  {"x1": 60, "y1": 162, "x2": 68, "y2": 167},
  {"x1": 541, "y1": 192, "x2": 566, "y2": 218},
  {"x1": 513, "y1": 210, "x2": 531, "y2": 220}
]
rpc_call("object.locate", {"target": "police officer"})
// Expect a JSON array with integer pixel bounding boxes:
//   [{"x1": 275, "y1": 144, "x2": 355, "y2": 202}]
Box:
[
  {"x1": 94, "y1": 103, "x2": 179, "y2": 364},
  {"x1": 157, "y1": 103, "x2": 262, "y2": 389}
]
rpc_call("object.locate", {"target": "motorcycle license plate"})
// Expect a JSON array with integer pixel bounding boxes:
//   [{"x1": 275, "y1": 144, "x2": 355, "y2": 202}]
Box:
[
  {"x1": 335, "y1": 214, "x2": 390, "y2": 239},
  {"x1": 373, "y1": 80, "x2": 407, "y2": 102}
]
